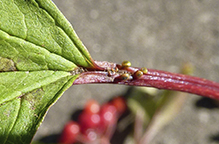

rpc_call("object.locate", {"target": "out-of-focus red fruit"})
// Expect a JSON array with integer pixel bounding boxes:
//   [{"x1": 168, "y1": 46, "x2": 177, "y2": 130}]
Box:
[
  {"x1": 99, "y1": 104, "x2": 117, "y2": 132},
  {"x1": 79, "y1": 112, "x2": 101, "y2": 133},
  {"x1": 84, "y1": 129, "x2": 98, "y2": 142},
  {"x1": 100, "y1": 104, "x2": 117, "y2": 123},
  {"x1": 84, "y1": 100, "x2": 100, "y2": 114},
  {"x1": 111, "y1": 96, "x2": 127, "y2": 115},
  {"x1": 58, "y1": 121, "x2": 80, "y2": 144}
]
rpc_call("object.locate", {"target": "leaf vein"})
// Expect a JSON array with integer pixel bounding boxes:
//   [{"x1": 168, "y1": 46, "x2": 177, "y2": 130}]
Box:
[
  {"x1": 3, "y1": 99, "x2": 22, "y2": 144},
  {"x1": 12, "y1": 0, "x2": 27, "y2": 39}
]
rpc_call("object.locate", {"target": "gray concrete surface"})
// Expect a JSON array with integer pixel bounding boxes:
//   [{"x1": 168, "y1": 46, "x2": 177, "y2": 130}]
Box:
[{"x1": 33, "y1": 0, "x2": 219, "y2": 144}]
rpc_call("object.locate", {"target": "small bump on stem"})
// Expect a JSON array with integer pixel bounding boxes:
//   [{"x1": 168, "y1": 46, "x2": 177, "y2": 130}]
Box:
[
  {"x1": 134, "y1": 70, "x2": 144, "y2": 79},
  {"x1": 141, "y1": 67, "x2": 148, "y2": 74},
  {"x1": 122, "y1": 61, "x2": 131, "y2": 67},
  {"x1": 121, "y1": 73, "x2": 131, "y2": 80}
]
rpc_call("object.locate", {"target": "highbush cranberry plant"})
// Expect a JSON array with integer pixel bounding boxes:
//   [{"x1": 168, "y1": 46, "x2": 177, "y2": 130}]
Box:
[{"x1": 0, "y1": 0, "x2": 218, "y2": 144}]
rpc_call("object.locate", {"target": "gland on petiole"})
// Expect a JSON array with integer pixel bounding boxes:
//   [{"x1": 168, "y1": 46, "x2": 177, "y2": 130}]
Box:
[{"x1": 121, "y1": 61, "x2": 131, "y2": 68}]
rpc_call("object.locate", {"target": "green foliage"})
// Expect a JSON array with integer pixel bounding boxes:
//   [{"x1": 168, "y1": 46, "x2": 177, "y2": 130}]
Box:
[{"x1": 0, "y1": 0, "x2": 94, "y2": 143}]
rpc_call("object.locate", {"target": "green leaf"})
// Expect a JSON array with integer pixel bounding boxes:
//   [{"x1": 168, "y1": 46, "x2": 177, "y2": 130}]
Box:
[
  {"x1": 0, "y1": 0, "x2": 94, "y2": 70},
  {"x1": 0, "y1": 72, "x2": 78, "y2": 143},
  {"x1": 0, "y1": 0, "x2": 94, "y2": 143}
]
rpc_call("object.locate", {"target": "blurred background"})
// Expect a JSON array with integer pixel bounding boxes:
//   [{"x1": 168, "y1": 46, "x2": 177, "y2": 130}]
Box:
[{"x1": 33, "y1": 0, "x2": 219, "y2": 144}]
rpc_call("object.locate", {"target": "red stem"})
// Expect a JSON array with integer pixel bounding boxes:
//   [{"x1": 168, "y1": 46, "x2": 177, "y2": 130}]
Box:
[
  {"x1": 73, "y1": 61, "x2": 219, "y2": 100},
  {"x1": 128, "y1": 69, "x2": 219, "y2": 100}
]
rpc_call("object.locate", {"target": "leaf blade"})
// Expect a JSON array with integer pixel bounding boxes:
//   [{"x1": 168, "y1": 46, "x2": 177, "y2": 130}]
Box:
[
  {"x1": 35, "y1": 0, "x2": 95, "y2": 67},
  {"x1": 0, "y1": 0, "x2": 94, "y2": 69},
  {"x1": 0, "y1": 0, "x2": 96, "y2": 143},
  {"x1": 0, "y1": 30, "x2": 77, "y2": 71},
  {"x1": 0, "y1": 74, "x2": 78, "y2": 144}
]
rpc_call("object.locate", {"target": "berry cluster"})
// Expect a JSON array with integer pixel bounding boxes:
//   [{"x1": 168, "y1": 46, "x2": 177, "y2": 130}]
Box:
[{"x1": 58, "y1": 96, "x2": 127, "y2": 144}]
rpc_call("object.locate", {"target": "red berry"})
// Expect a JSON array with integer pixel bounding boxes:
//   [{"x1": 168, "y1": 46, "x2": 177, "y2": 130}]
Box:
[
  {"x1": 83, "y1": 129, "x2": 98, "y2": 142},
  {"x1": 111, "y1": 96, "x2": 127, "y2": 115},
  {"x1": 58, "y1": 121, "x2": 80, "y2": 144},
  {"x1": 79, "y1": 112, "x2": 100, "y2": 133},
  {"x1": 84, "y1": 100, "x2": 100, "y2": 114},
  {"x1": 99, "y1": 104, "x2": 117, "y2": 132}
]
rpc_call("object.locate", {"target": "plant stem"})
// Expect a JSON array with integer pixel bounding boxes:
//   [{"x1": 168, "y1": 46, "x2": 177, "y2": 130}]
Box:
[
  {"x1": 73, "y1": 61, "x2": 219, "y2": 100},
  {"x1": 128, "y1": 69, "x2": 219, "y2": 100}
]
